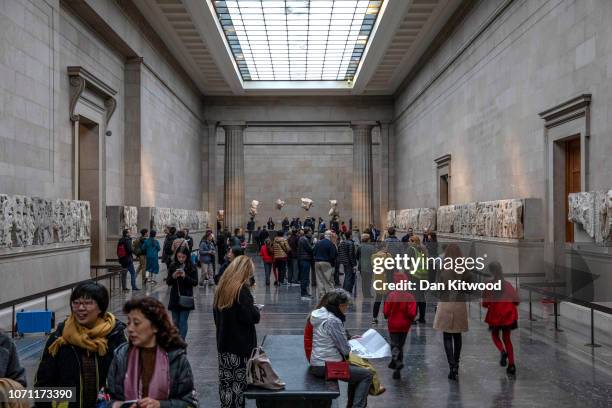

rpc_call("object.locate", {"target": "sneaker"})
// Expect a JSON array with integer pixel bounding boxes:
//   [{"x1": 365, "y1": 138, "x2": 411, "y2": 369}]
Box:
[
  {"x1": 500, "y1": 351, "x2": 508, "y2": 367},
  {"x1": 301, "y1": 296, "x2": 312, "y2": 301},
  {"x1": 371, "y1": 318, "x2": 378, "y2": 325},
  {"x1": 392, "y1": 370, "x2": 401, "y2": 380},
  {"x1": 132, "y1": 287, "x2": 141, "y2": 291}
]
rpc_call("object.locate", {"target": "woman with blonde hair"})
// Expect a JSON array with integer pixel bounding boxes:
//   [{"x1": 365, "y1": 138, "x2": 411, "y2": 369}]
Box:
[{"x1": 213, "y1": 256, "x2": 260, "y2": 408}]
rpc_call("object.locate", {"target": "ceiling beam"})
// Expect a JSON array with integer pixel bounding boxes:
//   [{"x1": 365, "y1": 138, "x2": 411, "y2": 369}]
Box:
[
  {"x1": 182, "y1": 0, "x2": 245, "y2": 95},
  {"x1": 351, "y1": 0, "x2": 414, "y2": 95}
]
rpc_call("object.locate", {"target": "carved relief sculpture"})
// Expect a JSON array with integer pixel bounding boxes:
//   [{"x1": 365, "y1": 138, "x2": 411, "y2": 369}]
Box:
[
  {"x1": 569, "y1": 190, "x2": 612, "y2": 244},
  {"x1": 249, "y1": 200, "x2": 259, "y2": 217},
  {"x1": 301, "y1": 198, "x2": 313, "y2": 211},
  {"x1": 275, "y1": 199, "x2": 285, "y2": 210},
  {"x1": 329, "y1": 200, "x2": 339, "y2": 217}
]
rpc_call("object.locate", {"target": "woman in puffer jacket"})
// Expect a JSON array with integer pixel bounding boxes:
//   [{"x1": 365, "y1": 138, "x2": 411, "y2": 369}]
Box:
[{"x1": 309, "y1": 289, "x2": 372, "y2": 408}]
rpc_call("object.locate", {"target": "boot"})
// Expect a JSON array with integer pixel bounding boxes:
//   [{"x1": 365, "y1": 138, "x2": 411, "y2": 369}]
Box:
[
  {"x1": 507, "y1": 364, "x2": 516, "y2": 375},
  {"x1": 448, "y1": 364, "x2": 457, "y2": 380},
  {"x1": 500, "y1": 351, "x2": 508, "y2": 367}
]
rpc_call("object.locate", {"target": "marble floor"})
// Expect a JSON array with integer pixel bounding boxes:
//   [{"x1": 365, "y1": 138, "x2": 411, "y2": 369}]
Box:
[{"x1": 16, "y1": 255, "x2": 612, "y2": 407}]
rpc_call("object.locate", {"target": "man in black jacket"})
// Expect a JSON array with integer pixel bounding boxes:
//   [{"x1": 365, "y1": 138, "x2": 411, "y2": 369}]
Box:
[
  {"x1": 162, "y1": 226, "x2": 177, "y2": 270},
  {"x1": 117, "y1": 229, "x2": 139, "y2": 291},
  {"x1": 297, "y1": 229, "x2": 314, "y2": 299}
]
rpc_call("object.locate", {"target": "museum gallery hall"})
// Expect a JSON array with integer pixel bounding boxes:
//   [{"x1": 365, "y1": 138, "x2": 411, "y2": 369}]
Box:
[{"x1": 1, "y1": 0, "x2": 612, "y2": 407}]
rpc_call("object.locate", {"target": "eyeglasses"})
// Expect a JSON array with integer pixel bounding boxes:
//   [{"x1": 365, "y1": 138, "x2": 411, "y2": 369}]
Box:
[{"x1": 71, "y1": 299, "x2": 97, "y2": 308}]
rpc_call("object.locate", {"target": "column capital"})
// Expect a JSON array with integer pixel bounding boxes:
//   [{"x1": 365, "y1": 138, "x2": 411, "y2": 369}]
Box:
[
  {"x1": 350, "y1": 121, "x2": 377, "y2": 129},
  {"x1": 220, "y1": 121, "x2": 246, "y2": 128},
  {"x1": 205, "y1": 120, "x2": 219, "y2": 127}
]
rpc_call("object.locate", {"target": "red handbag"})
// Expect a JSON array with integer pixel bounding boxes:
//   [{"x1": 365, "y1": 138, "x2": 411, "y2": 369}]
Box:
[{"x1": 325, "y1": 360, "x2": 350, "y2": 381}]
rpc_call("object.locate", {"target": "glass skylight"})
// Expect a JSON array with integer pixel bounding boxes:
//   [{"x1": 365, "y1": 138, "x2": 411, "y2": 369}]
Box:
[{"x1": 213, "y1": 0, "x2": 383, "y2": 81}]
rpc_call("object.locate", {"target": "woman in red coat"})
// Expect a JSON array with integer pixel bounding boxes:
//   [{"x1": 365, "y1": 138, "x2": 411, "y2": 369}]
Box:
[
  {"x1": 482, "y1": 261, "x2": 519, "y2": 375},
  {"x1": 384, "y1": 272, "x2": 417, "y2": 379}
]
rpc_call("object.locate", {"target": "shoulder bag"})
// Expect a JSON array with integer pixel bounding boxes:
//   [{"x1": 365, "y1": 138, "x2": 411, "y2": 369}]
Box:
[{"x1": 246, "y1": 347, "x2": 286, "y2": 390}]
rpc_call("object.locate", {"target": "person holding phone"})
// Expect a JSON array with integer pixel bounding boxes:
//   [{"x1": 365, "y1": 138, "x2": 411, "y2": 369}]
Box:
[
  {"x1": 214, "y1": 256, "x2": 260, "y2": 408},
  {"x1": 106, "y1": 296, "x2": 197, "y2": 408},
  {"x1": 167, "y1": 246, "x2": 198, "y2": 340}
]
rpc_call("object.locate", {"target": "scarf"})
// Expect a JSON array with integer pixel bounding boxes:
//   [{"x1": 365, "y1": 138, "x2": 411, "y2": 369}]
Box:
[
  {"x1": 124, "y1": 346, "x2": 170, "y2": 400},
  {"x1": 48, "y1": 313, "x2": 116, "y2": 357},
  {"x1": 325, "y1": 304, "x2": 346, "y2": 323}
]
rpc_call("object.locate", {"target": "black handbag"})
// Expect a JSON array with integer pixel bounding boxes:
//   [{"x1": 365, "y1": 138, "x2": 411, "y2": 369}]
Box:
[{"x1": 177, "y1": 275, "x2": 195, "y2": 309}]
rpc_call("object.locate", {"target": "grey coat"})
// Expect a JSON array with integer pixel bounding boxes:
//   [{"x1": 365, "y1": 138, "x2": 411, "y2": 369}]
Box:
[
  {"x1": 106, "y1": 343, "x2": 198, "y2": 407},
  {"x1": 0, "y1": 331, "x2": 26, "y2": 387},
  {"x1": 309, "y1": 307, "x2": 350, "y2": 367}
]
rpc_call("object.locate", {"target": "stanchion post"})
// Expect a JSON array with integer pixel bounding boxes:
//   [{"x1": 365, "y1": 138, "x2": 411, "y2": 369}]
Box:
[{"x1": 585, "y1": 307, "x2": 601, "y2": 348}]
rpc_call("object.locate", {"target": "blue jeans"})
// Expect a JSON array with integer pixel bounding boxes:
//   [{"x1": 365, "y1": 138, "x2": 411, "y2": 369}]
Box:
[
  {"x1": 121, "y1": 261, "x2": 138, "y2": 290},
  {"x1": 172, "y1": 309, "x2": 190, "y2": 340},
  {"x1": 299, "y1": 260, "x2": 311, "y2": 296},
  {"x1": 264, "y1": 263, "x2": 272, "y2": 285}
]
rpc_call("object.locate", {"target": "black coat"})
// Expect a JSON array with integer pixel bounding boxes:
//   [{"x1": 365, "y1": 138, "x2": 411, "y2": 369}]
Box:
[
  {"x1": 167, "y1": 261, "x2": 198, "y2": 311},
  {"x1": 213, "y1": 286, "x2": 260, "y2": 358},
  {"x1": 117, "y1": 237, "x2": 133, "y2": 267},
  {"x1": 34, "y1": 319, "x2": 126, "y2": 408}
]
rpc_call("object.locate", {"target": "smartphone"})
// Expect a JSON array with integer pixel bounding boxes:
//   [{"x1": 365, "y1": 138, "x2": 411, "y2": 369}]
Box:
[{"x1": 120, "y1": 401, "x2": 138, "y2": 408}]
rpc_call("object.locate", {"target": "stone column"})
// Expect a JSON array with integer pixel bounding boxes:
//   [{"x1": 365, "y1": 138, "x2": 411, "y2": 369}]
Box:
[
  {"x1": 351, "y1": 122, "x2": 376, "y2": 232},
  {"x1": 222, "y1": 122, "x2": 246, "y2": 231},
  {"x1": 378, "y1": 122, "x2": 391, "y2": 230},
  {"x1": 205, "y1": 121, "x2": 218, "y2": 223}
]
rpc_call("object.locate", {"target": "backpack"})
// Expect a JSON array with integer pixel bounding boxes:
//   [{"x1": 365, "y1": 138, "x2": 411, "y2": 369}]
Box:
[{"x1": 117, "y1": 242, "x2": 127, "y2": 259}]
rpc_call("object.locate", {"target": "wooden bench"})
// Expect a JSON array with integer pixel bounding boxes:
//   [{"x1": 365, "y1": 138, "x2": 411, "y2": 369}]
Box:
[{"x1": 244, "y1": 334, "x2": 340, "y2": 408}]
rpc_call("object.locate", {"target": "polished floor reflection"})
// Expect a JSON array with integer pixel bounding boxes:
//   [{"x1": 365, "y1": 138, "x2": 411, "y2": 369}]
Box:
[{"x1": 17, "y1": 255, "x2": 612, "y2": 407}]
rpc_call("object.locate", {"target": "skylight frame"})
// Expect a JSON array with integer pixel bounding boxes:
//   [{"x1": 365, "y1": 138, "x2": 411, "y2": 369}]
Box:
[{"x1": 213, "y1": 0, "x2": 383, "y2": 82}]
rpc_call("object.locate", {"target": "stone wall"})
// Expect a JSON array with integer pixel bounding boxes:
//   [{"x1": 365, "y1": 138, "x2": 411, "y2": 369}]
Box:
[
  {"x1": 393, "y1": 0, "x2": 612, "y2": 209},
  {"x1": 0, "y1": 194, "x2": 90, "y2": 248},
  {"x1": 216, "y1": 126, "x2": 381, "y2": 226},
  {"x1": 568, "y1": 190, "x2": 612, "y2": 244},
  {"x1": 139, "y1": 67, "x2": 205, "y2": 210}
]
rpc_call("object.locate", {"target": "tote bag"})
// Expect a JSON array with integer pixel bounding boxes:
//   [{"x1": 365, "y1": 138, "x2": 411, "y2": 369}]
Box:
[{"x1": 246, "y1": 347, "x2": 286, "y2": 390}]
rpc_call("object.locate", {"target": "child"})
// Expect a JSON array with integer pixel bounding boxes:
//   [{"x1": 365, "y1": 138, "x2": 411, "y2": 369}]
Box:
[
  {"x1": 482, "y1": 261, "x2": 519, "y2": 375},
  {"x1": 260, "y1": 238, "x2": 274, "y2": 286},
  {"x1": 384, "y1": 271, "x2": 417, "y2": 379}
]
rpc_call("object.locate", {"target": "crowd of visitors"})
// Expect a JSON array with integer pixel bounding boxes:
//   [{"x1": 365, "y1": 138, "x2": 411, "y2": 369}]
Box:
[{"x1": 0, "y1": 218, "x2": 520, "y2": 408}]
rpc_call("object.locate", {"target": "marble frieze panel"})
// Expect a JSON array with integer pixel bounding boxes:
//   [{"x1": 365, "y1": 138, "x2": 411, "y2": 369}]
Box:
[
  {"x1": 150, "y1": 207, "x2": 209, "y2": 232},
  {"x1": 568, "y1": 190, "x2": 612, "y2": 244},
  {"x1": 394, "y1": 208, "x2": 436, "y2": 232},
  {"x1": 0, "y1": 194, "x2": 90, "y2": 248},
  {"x1": 436, "y1": 199, "x2": 524, "y2": 239}
]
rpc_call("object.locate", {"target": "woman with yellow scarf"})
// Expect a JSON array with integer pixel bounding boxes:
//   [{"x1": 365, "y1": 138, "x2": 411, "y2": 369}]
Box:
[{"x1": 34, "y1": 282, "x2": 126, "y2": 408}]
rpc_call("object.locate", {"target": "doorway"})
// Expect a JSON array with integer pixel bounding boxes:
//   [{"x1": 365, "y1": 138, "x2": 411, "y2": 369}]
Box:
[
  {"x1": 564, "y1": 138, "x2": 581, "y2": 242},
  {"x1": 439, "y1": 174, "x2": 449, "y2": 206},
  {"x1": 77, "y1": 120, "x2": 104, "y2": 264}
]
